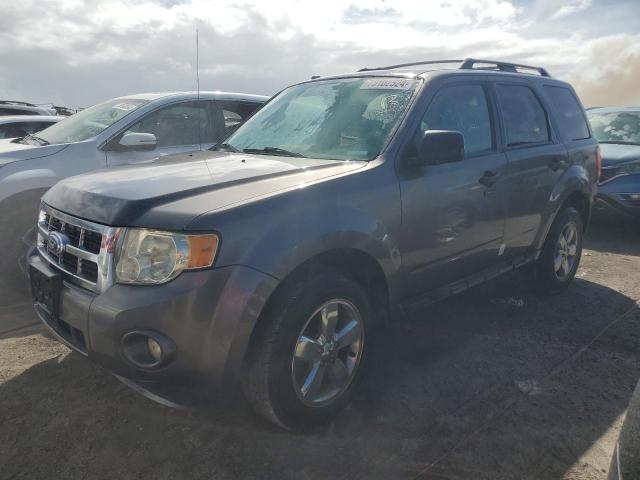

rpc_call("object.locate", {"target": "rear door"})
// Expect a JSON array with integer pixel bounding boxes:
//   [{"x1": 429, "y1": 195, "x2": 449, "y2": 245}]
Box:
[
  {"x1": 541, "y1": 84, "x2": 595, "y2": 179},
  {"x1": 399, "y1": 79, "x2": 509, "y2": 296},
  {"x1": 494, "y1": 81, "x2": 569, "y2": 257},
  {"x1": 105, "y1": 100, "x2": 215, "y2": 167}
]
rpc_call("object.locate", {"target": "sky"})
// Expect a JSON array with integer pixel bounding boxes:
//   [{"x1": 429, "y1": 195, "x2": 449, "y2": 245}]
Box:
[{"x1": 1, "y1": 0, "x2": 639, "y2": 109}]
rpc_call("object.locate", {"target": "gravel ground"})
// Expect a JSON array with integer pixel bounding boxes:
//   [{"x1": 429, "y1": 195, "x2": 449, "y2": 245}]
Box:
[{"x1": 1, "y1": 218, "x2": 639, "y2": 480}]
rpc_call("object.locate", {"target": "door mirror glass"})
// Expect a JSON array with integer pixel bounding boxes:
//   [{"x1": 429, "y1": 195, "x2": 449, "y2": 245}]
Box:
[
  {"x1": 117, "y1": 132, "x2": 158, "y2": 151},
  {"x1": 414, "y1": 130, "x2": 464, "y2": 166}
]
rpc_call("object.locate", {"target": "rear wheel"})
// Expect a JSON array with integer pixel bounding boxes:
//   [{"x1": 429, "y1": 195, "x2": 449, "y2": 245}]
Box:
[
  {"x1": 534, "y1": 207, "x2": 583, "y2": 294},
  {"x1": 242, "y1": 272, "x2": 370, "y2": 430}
]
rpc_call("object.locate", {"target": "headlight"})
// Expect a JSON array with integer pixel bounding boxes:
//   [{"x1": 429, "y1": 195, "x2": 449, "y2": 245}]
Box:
[{"x1": 115, "y1": 229, "x2": 219, "y2": 285}]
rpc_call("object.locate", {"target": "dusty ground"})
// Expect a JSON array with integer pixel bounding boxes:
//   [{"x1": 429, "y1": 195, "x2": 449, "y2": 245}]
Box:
[{"x1": 1, "y1": 218, "x2": 639, "y2": 480}]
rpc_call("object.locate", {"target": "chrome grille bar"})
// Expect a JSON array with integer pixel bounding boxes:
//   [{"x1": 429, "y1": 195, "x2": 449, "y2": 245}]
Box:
[{"x1": 37, "y1": 203, "x2": 120, "y2": 294}]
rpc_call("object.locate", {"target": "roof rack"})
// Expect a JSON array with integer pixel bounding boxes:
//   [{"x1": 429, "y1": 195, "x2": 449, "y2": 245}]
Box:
[
  {"x1": 460, "y1": 58, "x2": 550, "y2": 77},
  {"x1": 358, "y1": 60, "x2": 463, "y2": 72},
  {"x1": 357, "y1": 57, "x2": 550, "y2": 77},
  {"x1": 0, "y1": 100, "x2": 38, "y2": 107}
]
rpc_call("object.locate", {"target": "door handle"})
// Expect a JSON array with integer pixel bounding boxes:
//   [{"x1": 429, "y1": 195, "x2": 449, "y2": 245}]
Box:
[
  {"x1": 548, "y1": 157, "x2": 564, "y2": 171},
  {"x1": 479, "y1": 170, "x2": 501, "y2": 187}
]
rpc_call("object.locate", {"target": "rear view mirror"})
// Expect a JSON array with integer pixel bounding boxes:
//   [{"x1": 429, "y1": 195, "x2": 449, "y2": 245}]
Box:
[
  {"x1": 117, "y1": 132, "x2": 157, "y2": 151},
  {"x1": 413, "y1": 130, "x2": 464, "y2": 166}
]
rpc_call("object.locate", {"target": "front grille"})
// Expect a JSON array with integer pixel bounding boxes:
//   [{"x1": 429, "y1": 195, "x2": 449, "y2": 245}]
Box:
[
  {"x1": 43, "y1": 213, "x2": 102, "y2": 254},
  {"x1": 37, "y1": 205, "x2": 117, "y2": 292},
  {"x1": 40, "y1": 212, "x2": 102, "y2": 284}
]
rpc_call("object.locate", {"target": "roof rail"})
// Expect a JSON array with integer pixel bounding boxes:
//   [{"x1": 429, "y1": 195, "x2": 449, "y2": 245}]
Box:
[
  {"x1": 357, "y1": 57, "x2": 550, "y2": 77},
  {"x1": 358, "y1": 60, "x2": 463, "y2": 72},
  {"x1": 460, "y1": 58, "x2": 550, "y2": 77},
  {"x1": 0, "y1": 100, "x2": 37, "y2": 107}
]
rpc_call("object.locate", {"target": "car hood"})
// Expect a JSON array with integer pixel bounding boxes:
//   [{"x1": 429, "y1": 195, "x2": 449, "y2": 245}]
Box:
[
  {"x1": 0, "y1": 140, "x2": 69, "y2": 166},
  {"x1": 43, "y1": 151, "x2": 367, "y2": 228},
  {"x1": 599, "y1": 143, "x2": 640, "y2": 167}
]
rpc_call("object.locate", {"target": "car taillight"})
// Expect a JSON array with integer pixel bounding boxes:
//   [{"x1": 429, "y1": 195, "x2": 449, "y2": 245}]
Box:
[{"x1": 595, "y1": 145, "x2": 602, "y2": 181}]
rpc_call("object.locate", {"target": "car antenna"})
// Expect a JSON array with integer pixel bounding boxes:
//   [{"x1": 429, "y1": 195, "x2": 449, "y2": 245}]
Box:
[
  {"x1": 196, "y1": 28, "x2": 200, "y2": 100},
  {"x1": 196, "y1": 28, "x2": 202, "y2": 151}
]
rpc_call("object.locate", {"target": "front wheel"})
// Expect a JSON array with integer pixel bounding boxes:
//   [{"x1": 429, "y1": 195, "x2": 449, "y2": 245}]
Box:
[
  {"x1": 534, "y1": 206, "x2": 583, "y2": 294},
  {"x1": 242, "y1": 272, "x2": 370, "y2": 430}
]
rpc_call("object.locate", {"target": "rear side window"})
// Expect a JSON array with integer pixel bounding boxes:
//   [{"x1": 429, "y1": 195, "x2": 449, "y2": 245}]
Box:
[
  {"x1": 496, "y1": 85, "x2": 550, "y2": 147},
  {"x1": 544, "y1": 86, "x2": 590, "y2": 140},
  {"x1": 419, "y1": 84, "x2": 494, "y2": 156}
]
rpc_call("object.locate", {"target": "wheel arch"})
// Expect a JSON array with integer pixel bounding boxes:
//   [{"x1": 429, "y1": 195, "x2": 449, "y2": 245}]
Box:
[
  {"x1": 534, "y1": 168, "x2": 593, "y2": 252},
  {"x1": 242, "y1": 247, "x2": 392, "y2": 371}
]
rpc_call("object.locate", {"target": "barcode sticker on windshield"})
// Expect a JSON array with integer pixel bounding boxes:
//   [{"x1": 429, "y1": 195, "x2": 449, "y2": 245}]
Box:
[
  {"x1": 360, "y1": 78, "x2": 413, "y2": 90},
  {"x1": 112, "y1": 102, "x2": 138, "y2": 111}
]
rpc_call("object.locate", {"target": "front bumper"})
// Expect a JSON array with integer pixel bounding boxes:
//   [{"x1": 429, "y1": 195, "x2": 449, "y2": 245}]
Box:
[
  {"x1": 595, "y1": 174, "x2": 640, "y2": 221},
  {"x1": 29, "y1": 254, "x2": 279, "y2": 406}
]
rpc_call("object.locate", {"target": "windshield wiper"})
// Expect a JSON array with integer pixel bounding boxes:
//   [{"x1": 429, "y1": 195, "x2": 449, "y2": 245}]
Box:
[
  {"x1": 22, "y1": 134, "x2": 49, "y2": 146},
  {"x1": 242, "y1": 147, "x2": 306, "y2": 158},
  {"x1": 211, "y1": 142, "x2": 239, "y2": 152}
]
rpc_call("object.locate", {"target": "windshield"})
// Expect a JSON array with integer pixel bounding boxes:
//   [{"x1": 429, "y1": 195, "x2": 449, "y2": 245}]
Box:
[
  {"x1": 35, "y1": 98, "x2": 150, "y2": 145},
  {"x1": 587, "y1": 111, "x2": 640, "y2": 146},
  {"x1": 226, "y1": 77, "x2": 419, "y2": 161}
]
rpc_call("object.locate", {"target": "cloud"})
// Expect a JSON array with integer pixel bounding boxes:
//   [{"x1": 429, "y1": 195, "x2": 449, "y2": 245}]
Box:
[
  {"x1": 569, "y1": 34, "x2": 640, "y2": 107},
  {"x1": 549, "y1": 0, "x2": 592, "y2": 20},
  {"x1": 0, "y1": 0, "x2": 638, "y2": 108}
]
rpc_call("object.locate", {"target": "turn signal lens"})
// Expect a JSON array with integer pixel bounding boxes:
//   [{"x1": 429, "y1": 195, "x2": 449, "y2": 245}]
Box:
[
  {"x1": 595, "y1": 145, "x2": 602, "y2": 181},
  {"x1": 187, "y1": 235, "x2": 219, "y2": 269}
]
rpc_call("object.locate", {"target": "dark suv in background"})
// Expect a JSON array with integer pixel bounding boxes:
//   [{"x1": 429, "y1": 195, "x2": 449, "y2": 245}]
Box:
[
  {"x1": 587, "y1": 106, "x2": 640, "y2": 220},
  {"x1": 29, "y1": 59, "x2": 599, "y2": 430}
]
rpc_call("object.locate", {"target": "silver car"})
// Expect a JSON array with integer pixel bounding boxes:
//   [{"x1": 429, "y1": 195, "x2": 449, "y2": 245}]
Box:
[{"x1": 0, "y1": 91, "x2": 267, "y2": 309}]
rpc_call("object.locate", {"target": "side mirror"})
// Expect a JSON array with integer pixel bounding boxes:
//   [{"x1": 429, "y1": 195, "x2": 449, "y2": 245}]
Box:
[
  {"x1": 117, "y1": 132, "x2": 157, "y2": 151},
  {"x1": 413, "y1": 130, "x2": 464, "y2": 166}
]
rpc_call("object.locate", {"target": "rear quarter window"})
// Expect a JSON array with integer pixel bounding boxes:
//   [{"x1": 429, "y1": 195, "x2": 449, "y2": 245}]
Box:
[{"x1": 544, "y1": 86, "x2": 590, "y2": 141}]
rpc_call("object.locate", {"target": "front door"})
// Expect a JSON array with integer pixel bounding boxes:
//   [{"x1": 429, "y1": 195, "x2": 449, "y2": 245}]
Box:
[
  {"x1": 106, "y1": 100, "x2": 215, "y2": 167},
  {"x1": 399, "y1": 81, "x2": 509, "y2": 297}
]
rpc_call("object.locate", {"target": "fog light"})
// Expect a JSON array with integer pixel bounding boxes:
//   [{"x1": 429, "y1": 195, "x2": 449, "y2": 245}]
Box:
[
  {"x1": 121, "y1": 330, "x2": 176, "y2": 369},
  {"x1": 147, "y1": 337, "x2": 162, "y2": 362}
]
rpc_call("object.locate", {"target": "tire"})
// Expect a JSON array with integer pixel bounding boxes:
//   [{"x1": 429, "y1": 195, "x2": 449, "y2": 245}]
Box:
[
  {"x1": 242, "y1": 271, "x2": 371, "y2": 430},
  {"x1": 534, "y1": 206, "x2": 583, "y2": 295}
]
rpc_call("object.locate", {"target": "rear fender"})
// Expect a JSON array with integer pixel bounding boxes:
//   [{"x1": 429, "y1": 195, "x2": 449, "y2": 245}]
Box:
[{"x1": 533, "y1": 164, "x2": 593, "y2": 251}]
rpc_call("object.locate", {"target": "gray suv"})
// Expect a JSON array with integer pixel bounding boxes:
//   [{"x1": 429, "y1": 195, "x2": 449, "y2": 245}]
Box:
[{"x1": 29, "y1": 59, "x2": 599, "y2": 430}]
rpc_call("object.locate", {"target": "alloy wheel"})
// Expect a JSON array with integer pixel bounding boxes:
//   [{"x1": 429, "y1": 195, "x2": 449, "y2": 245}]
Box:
[
  {"x1": 291, "y1": 299, "x2": 364, "y2": 407},
  {"x1": 554, "y1": 221, "x2": 579, "y2": 280}
]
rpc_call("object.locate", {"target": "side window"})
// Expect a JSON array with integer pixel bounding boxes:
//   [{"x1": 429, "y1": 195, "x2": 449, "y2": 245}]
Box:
[
  {"x1": 0, "y1": 122, "x2": 28, "y2": 139},
  {"x1": 419, "y1": 84, "x2": 494, "y2": 156},
  {"x1": 0, "y1": 124, "x2": 12, "y2": 139},
  {"x1": 220, "y1": 101, "x2": 261, "y2": 137},
  {"x1": 496, "y1": 84, "x2": 550, "y2": 147},
  {"x1": 0, "y1": 108, "x2": 31, "y2": 116},
  {"x1": 544, "y1": 86, "x2": 590, "y2": 141},
  {"x1": 124, "y1": 102, "x2": 210, "y2": 148}
]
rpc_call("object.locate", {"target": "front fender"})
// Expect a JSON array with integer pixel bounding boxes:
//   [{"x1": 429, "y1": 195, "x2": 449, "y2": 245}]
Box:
[
  {"x1": 533, "y1": 164, "x2": 594, "y2": 251},
  {"x1": 249, "y1": 204, "x2": 401, "y2": 280},
  {"x1": 206, "y1": 166, "x2": 403, "y2": 302},
  {"x1": 0, "y1": 167, "x2": 59, "y2": 203}
]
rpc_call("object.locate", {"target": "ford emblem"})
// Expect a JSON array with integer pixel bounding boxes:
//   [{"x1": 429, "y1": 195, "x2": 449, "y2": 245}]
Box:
[{"x1": 47, "y1": 231, "x2": 69, "y2": 256}]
